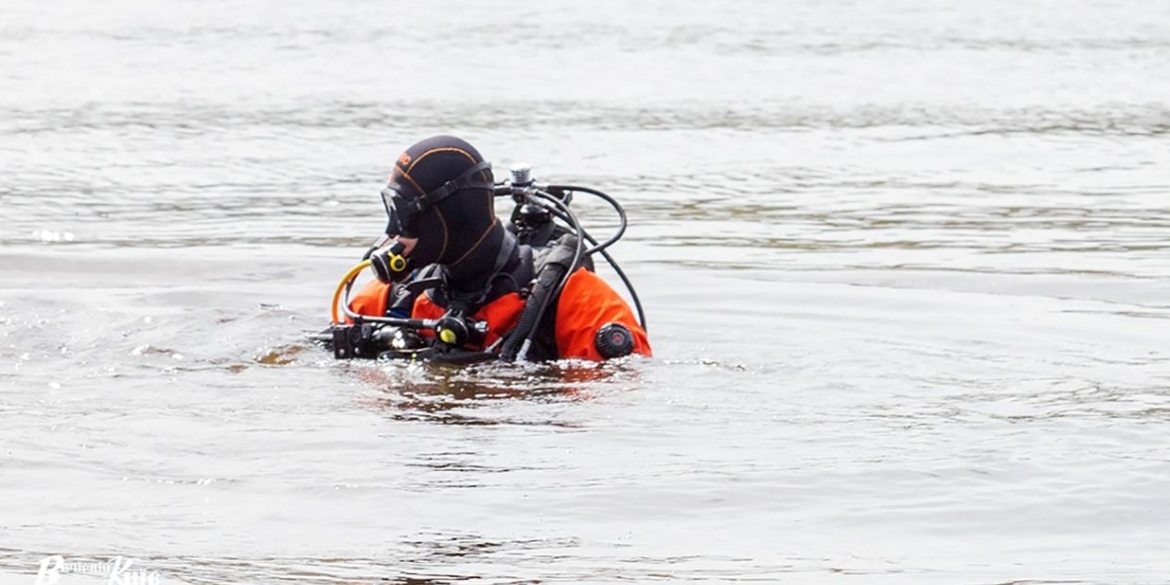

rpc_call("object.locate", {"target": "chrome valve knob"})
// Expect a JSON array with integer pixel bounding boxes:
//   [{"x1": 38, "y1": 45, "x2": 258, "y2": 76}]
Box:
[{"x1": 509, "y1": 163, "x2": 533, "y2": 187}]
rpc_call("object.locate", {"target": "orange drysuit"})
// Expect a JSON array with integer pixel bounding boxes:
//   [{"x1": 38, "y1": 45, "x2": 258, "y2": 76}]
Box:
[{"x1": 348, "y1": 268, "x2": 650, "y2": 361}]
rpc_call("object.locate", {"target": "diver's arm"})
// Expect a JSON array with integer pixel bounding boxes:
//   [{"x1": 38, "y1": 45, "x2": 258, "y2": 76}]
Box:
[{"x1": 553, "y1": 268, "x2": 651, "y2": 361}]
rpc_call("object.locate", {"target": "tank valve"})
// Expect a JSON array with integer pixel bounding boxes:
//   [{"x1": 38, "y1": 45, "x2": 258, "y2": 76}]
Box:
[{"x1": 510, "y1": 163, "x2": 533, "y2": 187}]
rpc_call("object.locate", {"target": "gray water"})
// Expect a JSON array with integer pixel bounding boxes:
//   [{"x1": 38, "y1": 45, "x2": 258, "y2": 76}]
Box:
[{"x1": 3, "y1": 1, "x2": 1170, "y2": 583}]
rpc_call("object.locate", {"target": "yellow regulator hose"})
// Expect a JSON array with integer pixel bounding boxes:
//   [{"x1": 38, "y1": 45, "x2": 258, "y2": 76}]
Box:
[{"x1": 331, "y1": 260, "x2": 371, "y2": 325}]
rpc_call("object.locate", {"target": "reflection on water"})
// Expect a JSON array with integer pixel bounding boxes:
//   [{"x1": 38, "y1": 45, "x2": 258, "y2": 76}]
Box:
[{"x1": 351, "y1": 360, "x2": 639, "y2": 427}]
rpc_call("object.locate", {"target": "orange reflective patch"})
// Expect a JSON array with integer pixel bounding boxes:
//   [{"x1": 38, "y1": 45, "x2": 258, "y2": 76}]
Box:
[{"x1": 397, "y1": 152, "x2": 412, "y2": 167}]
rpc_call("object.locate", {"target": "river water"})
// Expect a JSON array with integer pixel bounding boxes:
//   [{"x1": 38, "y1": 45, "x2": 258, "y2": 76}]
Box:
[{"x1": 2, "y1": 1, "x2": 1169, "y2": 583}]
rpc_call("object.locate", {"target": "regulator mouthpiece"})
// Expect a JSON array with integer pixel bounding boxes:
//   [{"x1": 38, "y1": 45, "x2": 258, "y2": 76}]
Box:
[{"x1": 371, "y1": 240, "x2": 413, "y2": 283}]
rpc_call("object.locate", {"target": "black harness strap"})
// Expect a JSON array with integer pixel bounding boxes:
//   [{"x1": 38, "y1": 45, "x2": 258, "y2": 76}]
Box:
[
  {"x1": 498, "y1": 235, "x2": 579, "y2": 362},
  {"x1": 404, "y1": 160, "x2": 492, "y2": 214}
]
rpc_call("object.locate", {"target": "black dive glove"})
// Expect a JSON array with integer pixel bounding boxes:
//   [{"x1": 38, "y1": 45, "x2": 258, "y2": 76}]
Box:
[{"x1": 370, "y1": 242, "x2": 411, "y2": 283}]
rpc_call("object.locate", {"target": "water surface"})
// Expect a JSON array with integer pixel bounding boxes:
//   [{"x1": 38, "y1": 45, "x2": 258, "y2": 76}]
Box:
[{"x1": 2, "y1": 1, "x2": 1169, "y2": 583}]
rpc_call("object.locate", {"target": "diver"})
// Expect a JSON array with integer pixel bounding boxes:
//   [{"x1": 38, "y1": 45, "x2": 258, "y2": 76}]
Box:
[{"x1": 331, "y1": 135, "x2": 650, "y2": 362}]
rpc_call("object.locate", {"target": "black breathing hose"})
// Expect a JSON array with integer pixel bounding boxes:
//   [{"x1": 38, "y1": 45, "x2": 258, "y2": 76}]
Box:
[
  {"x1": 493, "y1": 181, "x2": 649, "y2": 350},
  {"x1": 533, "y1": 189, "x2": 647, "y2": 332},
  {"x1": 548, "y1": 185, "x2": 627, "y2": 255}
]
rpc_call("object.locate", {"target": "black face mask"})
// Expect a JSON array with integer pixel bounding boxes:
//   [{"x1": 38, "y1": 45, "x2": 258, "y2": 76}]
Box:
[{"x1": 380, "y1": 160, "x2": 493, "y2": 238}]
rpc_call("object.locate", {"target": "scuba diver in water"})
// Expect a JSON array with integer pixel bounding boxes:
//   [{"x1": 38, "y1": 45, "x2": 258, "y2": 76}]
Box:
[{"x1": 327, "y1": 135, "x2": 650, "y2": 363}]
